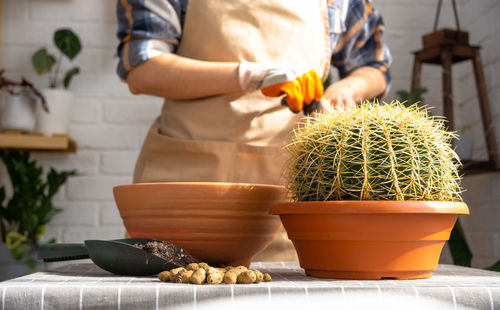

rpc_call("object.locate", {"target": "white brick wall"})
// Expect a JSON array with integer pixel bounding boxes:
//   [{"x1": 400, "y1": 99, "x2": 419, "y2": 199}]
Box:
[
  {"x1": 1, "y1": 0, "x2": 499, "y2": 266},
  {"x1": 452, "y1": 1, "x2": 500, "y2": 268},
  {"x1": 1, "y1": 0, "x2": 163, "y2": 242}
]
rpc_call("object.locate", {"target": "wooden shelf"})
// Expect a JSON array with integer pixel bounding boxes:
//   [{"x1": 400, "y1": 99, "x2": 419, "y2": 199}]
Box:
[{"x1": 0, "y1": 131, "x2": 77, "y2": 152}]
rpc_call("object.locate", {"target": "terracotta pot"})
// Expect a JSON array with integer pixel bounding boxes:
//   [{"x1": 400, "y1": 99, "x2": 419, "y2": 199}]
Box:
[
  {"x1": 270, "y1": 201, "x2": 469, "y2": 280},
  {"x1": 113, "y1": 182, "x2": 285, "y2": 267}
]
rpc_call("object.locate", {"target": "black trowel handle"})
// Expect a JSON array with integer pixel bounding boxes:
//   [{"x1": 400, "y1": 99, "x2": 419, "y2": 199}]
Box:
[{"x1": 38, "y1": 243, "x2": 89, "y2": 262}]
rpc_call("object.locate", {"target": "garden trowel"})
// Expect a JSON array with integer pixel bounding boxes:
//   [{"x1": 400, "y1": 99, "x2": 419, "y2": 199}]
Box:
[{"x1": 38, "y1": 238, "x2": 183, "y2": 276}]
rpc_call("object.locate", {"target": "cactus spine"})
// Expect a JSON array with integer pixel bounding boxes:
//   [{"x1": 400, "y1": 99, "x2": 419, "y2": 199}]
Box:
[{"x1": 285, "y1": 101, "x2": 462, "y2": 202}]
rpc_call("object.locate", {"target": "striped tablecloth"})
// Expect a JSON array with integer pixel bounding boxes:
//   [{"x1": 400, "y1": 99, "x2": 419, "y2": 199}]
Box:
[{"x1": 1, "y1": 262, "x2": 499, "y2": 310}]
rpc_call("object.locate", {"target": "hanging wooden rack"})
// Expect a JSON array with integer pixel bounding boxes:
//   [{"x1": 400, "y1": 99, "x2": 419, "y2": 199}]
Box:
[{"x1": 410, "y1": 0, "x2": 499, "y2": 175}]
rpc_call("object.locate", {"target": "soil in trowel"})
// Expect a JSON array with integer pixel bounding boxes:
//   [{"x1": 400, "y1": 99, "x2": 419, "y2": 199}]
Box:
[{"x1": 134, "y1": 241, "x2": 196, "y2": 266}]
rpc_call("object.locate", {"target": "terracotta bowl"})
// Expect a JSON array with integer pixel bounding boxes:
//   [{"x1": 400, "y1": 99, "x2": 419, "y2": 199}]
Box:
[
  {"x1": 270, "y1": 201, "x2": 469, "y2": 280},
  {"x1": 113, "y1": 182, "x2": 285, "y2": 267}
]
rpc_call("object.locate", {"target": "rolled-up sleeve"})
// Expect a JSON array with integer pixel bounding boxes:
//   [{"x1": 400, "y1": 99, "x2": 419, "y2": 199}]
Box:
[
  {"x1": 331, "y1": 0, "x2": 392, "y2": 91},
  {"x1": 116, "y1": 0, "x2": 185, "y2": 80}
]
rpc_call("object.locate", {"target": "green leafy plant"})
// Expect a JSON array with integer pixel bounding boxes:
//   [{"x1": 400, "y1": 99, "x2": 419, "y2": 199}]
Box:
[
  {"x1": 0, "y1": 149, "x2": 76, "y2": 270},
  {"x1": 396, "y1": 87, "x2": 427, "y2": 108},
  {"x1": 285, "y1": 101, "x2": 461, "y2": 202},
  {"x1": 32, "y1": 28, "x2": 82, "y2": 89}
]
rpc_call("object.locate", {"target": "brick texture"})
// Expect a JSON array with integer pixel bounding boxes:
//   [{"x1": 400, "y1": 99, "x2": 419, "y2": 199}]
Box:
[
  {"x1": 1, "y1": 0, "x2": 499, "y2": 266},
  {"x1": 454, "y1": 0, "x2": 500, "y2": 269},
  {"x1": 51, "y1": 202, "x2": 99, "y2": 227},
  {"x1": 99, "y1": 202, "x2": 124, "y2": 226},
  {"x1": 66, "y1": 176, "x2": 131, "y2": 201},
  {"x1": 100, "y1": 151, "x2": 139, "y2": 175}
]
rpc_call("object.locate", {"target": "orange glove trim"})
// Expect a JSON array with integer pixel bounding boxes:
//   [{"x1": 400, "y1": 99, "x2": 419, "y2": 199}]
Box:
[{"x1": 261, "y1": 69, "x2": 324, "y2": 113}]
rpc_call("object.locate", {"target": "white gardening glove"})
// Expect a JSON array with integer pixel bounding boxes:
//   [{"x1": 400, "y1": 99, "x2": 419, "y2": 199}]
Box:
[
  {"x1": 238, "y1": 60, "x2": 325, "y2": 114},
  {"x1": 238, "y1": 60, "x2": 310, "y2": 91}
]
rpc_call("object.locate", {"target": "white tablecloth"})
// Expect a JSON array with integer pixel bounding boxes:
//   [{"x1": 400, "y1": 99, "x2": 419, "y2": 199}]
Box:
[{"x1": 1, "y1": 262, "x2": 499, "y2": 309}]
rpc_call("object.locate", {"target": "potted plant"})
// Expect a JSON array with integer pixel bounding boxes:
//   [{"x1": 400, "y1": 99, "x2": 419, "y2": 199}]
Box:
[
  {"x1": 0, "y1": 70, "x2": 47, "y2": 132},
  {"x1": 32, "y1": 28, "x2": 81, "y2": 136},
  {"x1": 0, "y1": 149, "x2": 75, "y2": 280},
  {"x1": 270, "y1": 101, "x2": 469, "y2": 279}
]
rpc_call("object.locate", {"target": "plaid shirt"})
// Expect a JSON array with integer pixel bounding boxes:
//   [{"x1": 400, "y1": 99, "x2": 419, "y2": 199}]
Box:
[{"x1": 116, "y1": 0, "x2": 391, "y2": 88}]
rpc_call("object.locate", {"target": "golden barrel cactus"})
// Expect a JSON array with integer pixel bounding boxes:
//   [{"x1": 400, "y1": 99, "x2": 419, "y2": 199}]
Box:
[{"x1": 285, "y1": 101, "x2": 462, "y2": 201}]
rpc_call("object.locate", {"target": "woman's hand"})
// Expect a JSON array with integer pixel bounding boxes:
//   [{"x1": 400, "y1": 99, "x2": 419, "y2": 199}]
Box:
[
  {"x1": 324, "y1": 80, "x2": 357, "y2": 111},
  {"x1": 323, "y1": 66, "x2": 387, "y2": 111}
]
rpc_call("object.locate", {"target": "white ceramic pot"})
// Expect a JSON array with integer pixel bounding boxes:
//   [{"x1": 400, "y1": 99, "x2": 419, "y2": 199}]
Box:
[
  {"x1": 0, "y1": 92, "x2": 37, "y2": 132},
  {"x1": 36, "y1": 89, "x2": 74, "y2": 135}
]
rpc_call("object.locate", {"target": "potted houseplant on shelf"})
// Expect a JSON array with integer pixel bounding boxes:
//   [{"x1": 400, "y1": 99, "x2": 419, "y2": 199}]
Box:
[
  {"x1": 270, "y1": 101, "x2": 469, "y2": 280},
  {"x1": 0, "y1": 70, "x2": 47, "y2": 132},
  {"x1": 32, "y1": 28, "x2": 82, "y2": 136},
  {"x1": 0, "y1": 149, "x2": 75, "y2": 281}
]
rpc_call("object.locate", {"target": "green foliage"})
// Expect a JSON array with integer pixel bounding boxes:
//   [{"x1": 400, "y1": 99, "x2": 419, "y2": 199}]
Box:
[
  {"x1": 285, "y1": 101, "x2": 462, "y2": 201},
  {"x1": 54, "y1": 29, "x2": 81, "y2": 60},
  {"x1": 0, "y1": 149, "x2": 76, "y2": 269},
  {"x1": 25, "y1": 258, "x2": 38, "y2": 270},
  {"x1": 63, "y1": 67, "x2": 80, "y2": 89},
  {"x1": 32, "y1": 48, "x2": 56, "y2": 75},
  {"x1": 396, "y1": 87, "x2": 427, "y2": 108},
  {"x1": 5, "y1": 231, "x2": 27, "y2": 249},
  {"x1": 31, "y1": 28, "x2": 82, "y2": 89}
]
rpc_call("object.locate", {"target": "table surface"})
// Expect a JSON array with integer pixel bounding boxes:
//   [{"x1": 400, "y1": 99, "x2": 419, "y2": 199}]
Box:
[{"x1": 1, "y1": 262, "x2": 499, "y2": 310}]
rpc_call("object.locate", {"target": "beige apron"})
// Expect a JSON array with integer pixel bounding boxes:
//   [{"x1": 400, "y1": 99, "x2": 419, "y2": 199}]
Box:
[{"x1": 133, "y1": 0, "x2": 330, "y2": 261}]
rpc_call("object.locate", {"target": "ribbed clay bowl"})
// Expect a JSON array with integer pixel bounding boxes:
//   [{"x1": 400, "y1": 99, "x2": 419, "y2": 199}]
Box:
[
  {"x1": 113, "y1": 182, "x2": 285, "y2": 267},
  {"x1": 270, "y1": 201, "x2": 469, "y2": 280}
]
